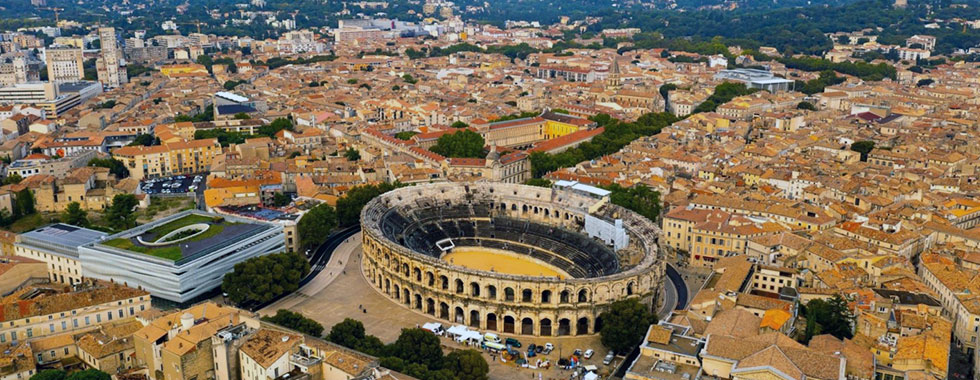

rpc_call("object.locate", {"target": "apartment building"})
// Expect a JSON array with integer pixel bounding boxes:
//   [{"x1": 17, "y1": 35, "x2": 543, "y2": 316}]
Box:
[
  {"x1": 239, "y1": 329, "x2": 302, "y2": 380},
  {"x1": 134, "y1": 303, "x2": 245, "y2": 380},
  {"x1": 0, "y1": 281, "x2": 150, "y2": 344},
  {"x1": 662, "y1": 206, "x2": 788, "y2": 267},
  {"x1": 45, "y1": 45, "x2": 85, "y2": 83},
  {"x1": 111, "y1": 138, "x2": 221, "y2": 180},
  {"x1": 95, "y1": 27, "x2": 127, "y2": 88},
  {"x1": 917, "y1": 254, "x2": 980, "y2": 358}
]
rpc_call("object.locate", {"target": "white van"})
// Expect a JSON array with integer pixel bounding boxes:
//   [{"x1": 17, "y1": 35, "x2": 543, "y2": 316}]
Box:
[
  {"x1": 483, "y1": 333, "x2": 501, "y2": 344},
  {"x1": 421, "y1": 322, "x2": 444, "y2": 336}
]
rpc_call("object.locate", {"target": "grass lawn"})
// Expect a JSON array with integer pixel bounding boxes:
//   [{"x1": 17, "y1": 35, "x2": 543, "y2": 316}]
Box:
[
  {"x1": 102, "y1": 238, "x2": 183, "y2": 261},
  {"x1": 8, "y1": 213, "x2": 50, "y2": 233},
  {"x1": 147, "y1": 214, "x2": 221, "y2": 238}
]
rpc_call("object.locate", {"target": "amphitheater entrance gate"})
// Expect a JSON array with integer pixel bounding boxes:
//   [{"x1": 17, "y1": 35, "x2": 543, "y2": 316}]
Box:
[
  {"x1": 577, "y1": 318, "x2": 589, "y2": 335},
  {"x1": 487, "y1": 313, "x2": 497, "y2": 331},
  {"x1": 470, "y1": 310, "x2": 480, "y2": 328},
  {"x1": 521, "y1": 318, "x2": 534, "y2": 335},
  {"x1": 558, "y1": 319, "x2": 571, "y2": 336},
  {"x1": 440, "y1": 302, "x2": 449, "y2": 319},
  {"x1": 503, "y1": 316, "x2": 515, "y2": 333},
  {"x1": 455, "y1": 307, "x2": 465, "y2": 324},
  {"x1": 426, "y1": 299, "x2": 435, "y2": 315},
  {"x1": 540, "y1": 319, "x2": 552, "y2": 336}
]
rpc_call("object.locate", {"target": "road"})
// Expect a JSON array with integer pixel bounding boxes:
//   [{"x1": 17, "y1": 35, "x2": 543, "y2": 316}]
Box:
[
  {"x1": 666, "y1": 264, "x2": 689, "y2": 310},
  {"x1": 658, "y1": 268, "x2": 678, "y2": 317},
  {"x1": 253, "y1": 226, "x2": 361, "y2": 313}
]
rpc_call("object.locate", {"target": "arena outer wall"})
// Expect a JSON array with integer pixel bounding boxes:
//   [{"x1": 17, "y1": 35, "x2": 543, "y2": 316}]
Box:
[{"x1": 360, "y1": 182, "x2": 665, "y2": 337}]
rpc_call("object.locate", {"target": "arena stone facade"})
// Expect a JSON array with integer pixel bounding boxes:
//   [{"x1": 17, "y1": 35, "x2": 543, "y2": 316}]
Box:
[{"x1": 360, "y1": 182, "x2": 665, "y2": 337}]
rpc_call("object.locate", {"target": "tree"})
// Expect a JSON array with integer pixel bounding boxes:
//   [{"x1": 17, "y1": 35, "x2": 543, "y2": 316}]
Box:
[
  {"x1": 916, "y1": 78, "x2": 935, "y2": 87},
  {"x1": 2, "y1": 173, "x2": 22, "y2": 185},
  {"x1": 394, "y1": 131, "x2": 418, "y2": 140},
  {"x1": 196, "y1": 55, "x2": 214, "y2": 73},
  {"x1": 450, "y1": 121, "x2": 469, "y2": 128},
  {"x1": 444, "y1": 350, "x2": 489, "y2": 380},
  {"x1": 63, "y1": 202, "x2": 89, "y2": 227},
  {"x1": 297, "y1": 203, "x2": 338, "y2": 248},
  {"x1": 525, "y1": 178, "x2": 552, "y2": 188},
  {"x1": 402, "y1": 74, "x2": 418, "y2": 84},
  {"x1": 30, "y1": 369, "x2": 66, "y2": 380},
  {"x1": 12, "y1": 189, "x2": 35, "y2": 219},
  {"x1": 222, "y1": 251, "x2": 310, "y2": 305},
  {"x1": 388, "y1": 328, "x2": 444, "y2": 370},
  {"x1": 105, "y1": 194, "x2": 138, "y2": 230},
  {"x1": 800, "y1": 294, "x2": 855, "y2": 343},
  {"x1": 66, "y1": 370, "x2": 110, "y2": 380},
  {"x1": 327, "y1": 318, "x2": 368, "y2": 348},
  {"x1": 335, "y1": 183, "x2": 402, "y2": 227},
  {"x1": 344, "y1": 148, "x2": 361, "y2": 161},
  {"x1": 605, "y1": 184, "x2": 662, "y2": 222},
  {"x1": 233, "y1": 112, "x2": 251, "y2": 120},
  {"x1": 850, "y1": 140, "x2": 875, "y2": 162},
  {"x1": 261, "y1": 309, "x2": 324, "y2": 337},
  {"x1": 129, "y1": 134, "x2": 158, "y2": 146},
  {"x1": 429, "y1": 130, "x2": 485, "y2": 158},
  {"x1": 599, "y1": 298, "x2": 657, "y2": 354},
  {"x1": 271, "y1": 192, "x2": 292, "y2": 207},
  {"x1": 796, "y1": 101, "x2": 817, "y2": 110},
  {"x1": 88, "y1": 157, "x2": 129, "y2": 178}
]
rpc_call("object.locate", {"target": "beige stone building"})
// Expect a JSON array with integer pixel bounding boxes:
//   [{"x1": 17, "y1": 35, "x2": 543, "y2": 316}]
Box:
[
  {"x1": 112, "y1": 138, "x2": 221, "y2": 180},
  {"x1": 45, "y1": 45, "x2": 85, "y2": 84}
]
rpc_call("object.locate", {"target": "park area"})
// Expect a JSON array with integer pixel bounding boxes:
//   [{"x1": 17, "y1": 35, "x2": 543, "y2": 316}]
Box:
[{"x1": 101, "y1": 214, "x2": 229, "y2": 261}]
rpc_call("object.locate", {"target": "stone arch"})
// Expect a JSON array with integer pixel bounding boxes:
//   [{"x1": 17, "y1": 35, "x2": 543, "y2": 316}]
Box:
[
  {"x1": 541, "y1": 290, "x2": 552, "y2": 303},
  {"x1": 560, "y1": 290, "x2": 570, "y2": 303},
  {"x1": 402, "y1": 263, "x2": 409, "y2": 276},
  {"x1": 540, "y1": 318, "x2": 552, "y2": 336},
  {"x1": 486, "y1": 285, "x2": 497, "y2": 300},
  {"x1": 627, "y1": 281, "x2": 635, "y2": 296},
  {"x1": 522, "y1": 289, "x2": 533, "y2": 302},
  {"x1": 470, "y1": 310, "x2": 481, "y2": 328},
  {"x1": 402, "y1": 289, "x2": 410, "y2": 305},
  {"x1": 414, "y1": 294, "x2": 422, "y2": 310},
  {"x1": 439, "y1": 302, "x2": 449, "y2": 320},
  {"x1": 413, "y1": 267, "x2": 422, "y2": 282},
  {"x1": 487, "y1": 313, "x2": 498, "y2": 331},
  {"x1": 440, "y1": 275, "x2": 449, "y2": 290},
  {"x1": 454, "y1": 307, "x2": 465, "y2": 324},
  {"x1": 504, "y1": 287, "x2": 515, "y2": 301},
  {"x1": 393, "y1": 284, "x2": 400, "y2": 299},
  {"x1": 578, "y1": 289, "x2": 589, "y2": 303},
  {"x1": 594, "y1": 316, "x2": 603, "y2": 333},
  {"x1": 426, "y1": 298, "x2": 435, "y2": 315},
  {"x1": 576, "y1": 317, "x2": 590, "y2": 335},
  {"x1": 503, "y1": 315, "x2": 516, "y2": 333},
  {"x1": 455, "y1": 279, "x2": 464, "y2": 294},
  {"x1": 521, "y1": 318, "x2": 534, "y2": 335},
  {"x1": 470, "y1": 282, "x2": 480, "y2": 297},
  {"x1": 384, "y1": 278, "x2": 391, "y2": 294},
  {"x1": 558, "y1": 318, "x2": 571, "y2": 336}
]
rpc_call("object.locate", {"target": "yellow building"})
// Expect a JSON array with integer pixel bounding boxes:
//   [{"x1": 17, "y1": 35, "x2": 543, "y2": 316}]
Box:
[
  {"x1": 134, "y1": 302, "x2": 244, "y2": 380},
  {"x1": 160, "y1": 64, "x2": 210, "y2": 78},
  {"x1": 112, "y1": 138, "x2": 221, "y2": 180},
  {"x1": 662, "y1": 206, "x2": 789, "y2": 267}
]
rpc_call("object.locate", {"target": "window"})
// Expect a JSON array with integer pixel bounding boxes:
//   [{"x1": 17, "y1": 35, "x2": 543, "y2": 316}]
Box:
[{"x1": 49, "y1": 324, "x2": 55, "y2": 333}]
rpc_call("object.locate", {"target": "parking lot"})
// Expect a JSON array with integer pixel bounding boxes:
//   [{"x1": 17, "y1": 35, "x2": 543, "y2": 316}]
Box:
[{"x1": 140, "y1": 174, "x2": 205, "y2": 195}]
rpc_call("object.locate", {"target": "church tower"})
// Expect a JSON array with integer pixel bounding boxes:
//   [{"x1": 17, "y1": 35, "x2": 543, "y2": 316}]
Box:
[{"x1": 606, "y1": 59, "x2": 622, "y2": 89}]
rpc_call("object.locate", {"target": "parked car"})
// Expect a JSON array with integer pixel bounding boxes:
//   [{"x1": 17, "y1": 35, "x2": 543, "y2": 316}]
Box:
[
  {"x1": 505, "y1": 337, "x2": 522, "y2": 348},
  {"x1": 535, "y1": 345, "x2": 543, "y2": 353},
  {"x1": 484, "y1": 333, "x2": 501, "y2": 344},
  {"x1": 527, "y1": 344, "x2": 537, "y2": 357},
  {"x1": 603, "y1": 351, "x2": 615, "y2": 365},
  {"x1": 573, "y1": 349, "x2": 582, "y2": 357},
  {"x1": 583, "y1": 349, "x2": 594, "y2": 359},
  {"x1": 543, "y1": 343, "x2": 554, "y2": 354}
]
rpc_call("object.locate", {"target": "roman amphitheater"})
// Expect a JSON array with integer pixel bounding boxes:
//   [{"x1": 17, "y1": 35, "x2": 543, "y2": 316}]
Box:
[{"x1": 360, "y1": 182, "x2": 665, "y2": 337}]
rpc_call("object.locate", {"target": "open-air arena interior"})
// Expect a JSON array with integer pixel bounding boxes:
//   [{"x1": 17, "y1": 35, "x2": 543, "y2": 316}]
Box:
[{"x1": 360, "y1": 182, "x2": 665, "y2": 337}]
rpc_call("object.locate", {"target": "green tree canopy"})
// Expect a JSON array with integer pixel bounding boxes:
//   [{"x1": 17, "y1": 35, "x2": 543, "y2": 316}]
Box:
[
  {"x1": 66, "y1": 369, "x2": 111, "y2": 380},
  {"x1": 222, "y1": 251, "x2": 310, "y2": 305},
  {"x1": 801, "y1": 294, "x2": 855, "y2": 344},
  {"x1": 524, "y1": 178, "x2": 552, "y2": 188},
  {"x1": 335, "y1": 183, "x2": 402, "y2": 227},
  {"x1": 297, "y1": 203, "x2": 338, "y2": 248},
  {"x1": 88, "y1": 157, "x2": 129, "y2": 178},
  {"x1": 30, "y1": 369, "x2": 66, "y2": 380},
  {"x1": 63, "y1": 202, "x2": 89, "y2": 227},
  {"x1": 450, "y1": 121, "x2": 469, "y2": 128},
  {"x1": 261, "y1": 309, "x2": 324, "y2": 337},
  {"x1": 599, "y1": 298, "x2": 657, "y2": 354},
  {"x1": 387, "y1": 328, "x2": 444, "y2": 370},
  {"x1": 604, "y1": 184, "x2": 662, "y2": 222},
  {"x1": 444, "y1": 350, "x2": 489, "y2": 380},
  {"x1": 105, "y1": 194, "x2": 138, "y2": 230},
  {"x1": 430, "y1": 130, "x2": 485, "y2": 158},
  {"x1": 796, "y1": 101, "x2": 817, "y2": 110},
  {"x1": 344, "y1": 148, "x2": 361, "y2": 161},
  {"x1": 2, "y1": 173, "x2": 22, "y2": 185},
  {"x1": 850, "y1": 140, "x2": 875, "y2": 161}
]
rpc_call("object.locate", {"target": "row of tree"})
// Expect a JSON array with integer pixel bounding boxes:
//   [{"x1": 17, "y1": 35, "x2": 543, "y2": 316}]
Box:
[
  {"x1": 327, "y1": 319, "x2": 489, "y2": 380},
  {"x1": 297, "y1": 183, "x2": 405, "y2": 249}
]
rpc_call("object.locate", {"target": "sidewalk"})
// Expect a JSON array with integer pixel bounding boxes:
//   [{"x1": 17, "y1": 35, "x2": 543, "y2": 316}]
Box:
[{"x1": 258, "y1": 232, "x2": 362, "y2": 315}]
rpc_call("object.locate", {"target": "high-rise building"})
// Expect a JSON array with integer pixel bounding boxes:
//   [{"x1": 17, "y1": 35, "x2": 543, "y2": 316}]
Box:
[
  {"x1": 96, "y1": 27, "x2": 128, "y2": 88},
  {"x1": 0, "y1": 55, "x2": 41, "y2": 87},
  {"x1": 45, "y1": 45, "x2": 84, "y2": 83}
]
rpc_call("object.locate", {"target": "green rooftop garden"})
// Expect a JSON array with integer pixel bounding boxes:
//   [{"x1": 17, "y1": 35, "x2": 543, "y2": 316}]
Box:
[{"x1": 101, "y1": 213, "x2": 233, "y2": 261}]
